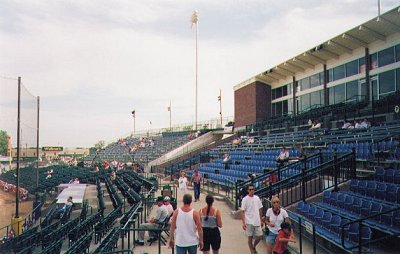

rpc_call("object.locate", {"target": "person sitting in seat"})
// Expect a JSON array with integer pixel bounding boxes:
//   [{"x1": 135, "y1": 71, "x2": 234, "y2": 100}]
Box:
[
  {"x1": 56, "y1": 196, "x2": 73, "y2": 218},
  {"x1": 135, "y1": 196, "x2": 169, "y2": 245},
  {"x1": 360, "y1": 118, "x2": 371, "y2": 128},
  {"x1": 309, "y1": 120, "x2": 321, "y2": 130},
  {"x1": 342, "y1": 120, "x2": 352, "y2": 129},
  {"x1": 223, "y1": 153, "x2": 231, "y2": 169},
  {"x1": 276, "y1": 147, "x2": 289, "y2": 168}
]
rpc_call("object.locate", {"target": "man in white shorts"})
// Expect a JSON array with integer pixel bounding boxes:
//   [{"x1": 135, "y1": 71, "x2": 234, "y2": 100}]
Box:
[{"x1": 241, "y1": 184, "x2": 264, "y2": 254}]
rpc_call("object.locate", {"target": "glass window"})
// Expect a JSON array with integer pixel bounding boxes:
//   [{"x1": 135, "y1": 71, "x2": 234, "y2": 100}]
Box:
[
  {"x1": 288, "y1": 98, "x2": 293, "y2": 114},
  {"x1": 329, "y1": 88, "x2": 334, "y2": 105},
  {"x1": 320, "y1": 90, "x2": 325, "y2": 105},
  {"x1": 287, "y1": 83, "x2": 293, "y2": 94},
  {"x1": 396, "y1": 45, "x2": 400, "y2": 62},
  {"x1": 283, "y1": 100, "x2": 288, "y2": 115},
  {"x1": 346, "y1": 60, "x2": 359, "y2": 77},
  {"x1": 310, "y1": 73, "x2": 321, "y2": 88},
  {"x1": 370, "y1": 53, "x2": 378, "y2": 70},
  {"x1": 333, "y1": 65, "x2": 345, "y2": 81},
  {"x1": 346, "y1": 80, "x2": 358, "y2": 101},
  {"x1": 334, "y1": 84, "x2": 346, "y2": 104},
  {"x1": 379, "y1": 70, "x2": 395, "y2": 95},
  {"x1": 272, "y1": 89, "x2": 276, "y2": 100},
  {"x1": 397, "y1": 69, "x2": 400, "y2": 91},
  {"x1": 272, "y1": 103, "x2": 276, "y2": 117},
  {"x1": 378, "y1": 47, "x2": 395, "y2": 67},
  {"x1": 301, "y1": 94, "x2": 310, "y2": 112},
  {"x1": 282, "y1": 85, "x2": 288, "y2": 96},
  {"x1": 310, "y1": 91, "x2": 321, "y2": 106},
  {"x1": 359, "y1": 57, "x2": 366, "y2": 73},
  {"x1": 299, "y1": 77, "x2": 310, "y2": 91},
  {"x1": 276, "y1": 101, "x2": 282, "y2": 116},
  {"x1": 360, "y1": 81, "x2": 367, "y2": 100},
  {"x1": 276, "y1": 87, "x2": 282, "y2": 98}
]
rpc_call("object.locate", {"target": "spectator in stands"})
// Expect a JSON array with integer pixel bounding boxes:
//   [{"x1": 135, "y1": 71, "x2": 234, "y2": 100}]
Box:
[
  {"x1": 200, "y1": 194, "x2": 222, "y2": 254},
  {"x1": 265, "y1": 196, "x2": 294, "y2": 254},
  {"x1": 169, "y1": 193, "x2": 203, "y2": 253},
  {"x1": 45, "y1": 169, "x2": 53, "y2": 179},
  {"x1": 276, "y1": 147, "x2": 289, "y2": 168},
  {"x1": 354, "y1": 120, "x2": 361, "y2": 129},
  {"x1": 178, "y1": 171, "x2": 188, "y2": 193},
  {"x1": 241, "y1": 184, "x2": 263, "y2": 254},
  {"x1": 342, "y1": 120, "x2": 352, "y2": 129},
  {"x1": 296, "y1": 146, "x2": 306, "y2": 161},
  {"x1": 361, "y1": 118, "x2": 371, "y2": 128},
  {"x1": 135, "y1": 196, "x2": 169, "y2": 245},
  {"x1": 272, "y1": 222, "x2": 296, "y2": 254},
  {"x1": 191, "y1": 169, "x2": 203, "y2": 202},
  {"x1": 248, "y1": 136, "x2": 255, "y2": 144},
  {"x1": 163, "y1": 196, "x2": 174, "y2": 216},
  {"x1": 223, "y1": 153, "x2": 231, "y2": 169},
  {"x1": 56, "y1": 196, "x2": 73, "y2": 217},
  {"x1": 309, "y1": 120, "x2": 321, "y2": 130},
  {"x1": 232, "y1": 137, "x2": 241, "y2": 146},
  {"x1": 307, "y1": 119, "x2": 313, "y2": 126},
  {"x1": 111, "y1": 170, "x2": 116, "y2": 181}
]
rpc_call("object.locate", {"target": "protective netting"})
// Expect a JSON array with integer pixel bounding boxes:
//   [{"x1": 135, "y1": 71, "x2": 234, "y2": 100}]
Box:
[{"x1": 0, "y1": 77, "x2": 38, "y2": 157}]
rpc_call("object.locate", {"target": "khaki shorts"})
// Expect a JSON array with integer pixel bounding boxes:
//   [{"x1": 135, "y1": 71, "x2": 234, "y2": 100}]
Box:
[{"x1": 245, "y1": 224, "x2": 263, "y2": 237}]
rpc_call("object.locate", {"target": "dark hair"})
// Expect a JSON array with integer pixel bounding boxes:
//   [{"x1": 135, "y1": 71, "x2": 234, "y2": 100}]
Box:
[
  {"x1": 183, "y1": 194, "x2": 192, "y2": 205},
  {"x1": 204, "y1": 194, "x2": 214, "y2": 221},
  {"x1": 280, "y1": 221, "x2": 291, "y2": 230},
  {"x1": 247, "y1": 184, "x2": 255, "y2": 190}
]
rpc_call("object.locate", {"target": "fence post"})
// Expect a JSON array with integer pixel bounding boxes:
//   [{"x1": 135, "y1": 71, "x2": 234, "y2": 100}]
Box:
[
  {"x1": 312, "y1": 224, "x2": 316, "y2": 254},
  {"x1": 301, "y1": 159, "x2": 307, "y2": 202},
  {"x1": 298, "y1": 217, "x2": 302, "y2": 254},
  {"x1": 358, "y1": 221, "x2": 362, "y2": 254},
  {"x1": 334, "y1": 153, "x2": 338, "y2": 192},
  {"x1": 351, "y1": 147, "x2": 356, "y2": 179},
  {"x1": 235, "y1": 181, "x2": 238, "y2": 210}
]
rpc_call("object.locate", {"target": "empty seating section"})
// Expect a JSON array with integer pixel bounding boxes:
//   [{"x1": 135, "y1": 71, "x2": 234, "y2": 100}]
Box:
[{"x1": 293, "y1": 201, "x2": 372, "y2": 250}]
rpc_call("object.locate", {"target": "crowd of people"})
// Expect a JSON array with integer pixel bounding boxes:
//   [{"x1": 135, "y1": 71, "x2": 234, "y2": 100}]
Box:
[{"x1": 342, "y1": 118, "x2": 371, "y2": 129}]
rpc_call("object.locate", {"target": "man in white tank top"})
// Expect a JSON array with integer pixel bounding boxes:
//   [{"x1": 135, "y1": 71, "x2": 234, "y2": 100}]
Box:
[{"x1": 169, "y1": 193, "x2": 203, "y2": 254}]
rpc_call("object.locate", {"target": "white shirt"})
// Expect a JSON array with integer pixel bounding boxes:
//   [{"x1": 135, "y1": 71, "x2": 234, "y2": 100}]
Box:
[
  {"x1": 178, "y1": 177, "x2": 188, "y2": 191},
  {"x1": 175, "y1": 208, "x2": 198, "y2": 247},
  {"x1": 241, "y1": 195, "x2": 263, "y2": 226},
  {"x1": 278, "y1": 151, "x2": 289, "y2": 160},
  {"x1": 165, "y1": 203, "x2": 174, "y2": 216},
  {"x1": 266, "y1": 208, "x2": 289, "y2": 235}
]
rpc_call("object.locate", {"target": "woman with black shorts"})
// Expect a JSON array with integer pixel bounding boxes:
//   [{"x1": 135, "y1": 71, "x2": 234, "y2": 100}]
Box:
[{"x1": 200, "y1": 194, "x2": 222, "y2": 254}]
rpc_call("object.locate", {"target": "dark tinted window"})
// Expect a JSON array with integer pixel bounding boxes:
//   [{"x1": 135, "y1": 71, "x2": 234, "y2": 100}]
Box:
[
  {"x1": 379, "y1": 70, "x2": 395, "y2": 95},
  {"x1": 334, "y1": 84, "x2": 346, "y2": 103},
  {"x1": 346, "y1": 80, "x2": 358, "y2": 101},
  {"x1": 333, "y1": 65, "x2": 345, "y2": 81},
  {"x1": 378, "y1": 47, "x2": 395, "y2": 67},
  {"x1": 346, "y1": 60, "x2": 359, "y2": 77},
  {"x1": 310, "y1": 73, "x2": 321, "y2": 88},
  {"x1": 396, "y1": 45, "x2": 400, "y2": 62},
  {"x1": 310, "y1": 90, "x2": 321, "y2": 106},
  {"x1": 397, "y1": 69, "x2": 400, "y2": 91},
  {"x1": 359, "y1": 57, "x2": 366, "y2": 73},
  {"x1": 370, "y1": 53, "x2": 378, "y2": 70}
]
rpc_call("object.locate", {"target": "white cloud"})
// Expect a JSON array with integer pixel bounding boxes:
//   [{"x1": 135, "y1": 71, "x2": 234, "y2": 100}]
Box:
[{"x1": 1, "y1": 0, "x2": 399, "y2": 147}]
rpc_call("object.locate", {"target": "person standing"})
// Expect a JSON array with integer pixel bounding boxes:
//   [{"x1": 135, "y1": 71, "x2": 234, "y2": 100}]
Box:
[
  {"x1": 265, "y1": 196, "x2": 294, "y2": 254},
  {"x1": 169, "y1": 194, "x2": 203, "y2": 254},
  {"x1": 241, "y1": 184, "x2": 263, "y2": 254},
  {"x1": 178, "y1": 171, "x2": 188, "y2": 193},
  {"x1": 191, "y1": 169, "x2": 202, "y2": 202},
  {"x1": 200, "y1": 194, "x2": 222, "y2": 254}
]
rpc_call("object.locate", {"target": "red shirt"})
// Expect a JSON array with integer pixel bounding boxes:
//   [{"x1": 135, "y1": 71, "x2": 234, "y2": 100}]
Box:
[{"x1": 273, "y1": 230, "x2": 290, "y2": 254}]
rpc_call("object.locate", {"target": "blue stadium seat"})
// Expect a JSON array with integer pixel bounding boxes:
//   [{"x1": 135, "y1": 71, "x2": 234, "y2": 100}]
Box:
[
  {"x1": 381, "y1": 205, "x2": 393, "y2": 225},
  {"x1": 307, "y1": 206, "x2": 317, "y2": 220},
  {"x1": 337, "y1": 193, "x2": 346, "y2": 208},
  {"x1": 357, "y1": 181, "x2": 368, "y2": 195},
  {"x1": 352, "y1": 197, "x2": 362, "y2": 214},
  {"x1": 314, "y1": 209, "x2": 324, "y2": 223},
  {"x1": 323, "y1": 191, "x2": 331, "y2": 203},
  {"x1": 360, "y1": 200, "x2": 372, "y2": 217},
  {"x1": 385, "y1": 169, "x2": 395, "y2": 183},
  {"x1": 321, "y1": 212, "x2": 333, "y2": 228},
  {"x1": 375, "y1": 167, "x2": 385, "y2": 182},
  {"x1": 329, "y1": 215, "x2": 341, "y2": 232},
  {"x1": 296, "y1": 201, "x2": 305, "y2": 213},
  {"x1": 386, "y1": 184, "x2": 399, "y2": 203},
  {"x1": 344, "y1": 195, "x2": 354, "y2": 211},
  {"x1": 376, "y1": 182, "x2": 387, "y2": 200},
  {"x1": 366, "y1": 181, "x2": 377, "y2": 197},
  {"x1": 350, "y1": 179, "x2": 359, "y2": 192}
]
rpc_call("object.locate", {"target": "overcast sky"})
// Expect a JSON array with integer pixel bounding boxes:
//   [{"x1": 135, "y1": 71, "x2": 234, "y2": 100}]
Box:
[{"x1": 0, "y1": 0, "x2": 398, "y2": 147}]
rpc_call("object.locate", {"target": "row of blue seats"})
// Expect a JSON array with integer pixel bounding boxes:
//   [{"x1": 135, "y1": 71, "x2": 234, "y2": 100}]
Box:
[
  {"x1": 350, "y1": 179, "x2": 400, "y2": 204},
  {"x1": 294, "y1": 201, "x2": 371, "y2": 248},
  {"x1": 375, "y1": 168, "x2": 400, "y2": 184},
  {"x1": 318, "y1": 191, "x2": 400, "y2": 234},
  {"x1": 198, "y1": 167, "x2": 249, "y2": 179}
]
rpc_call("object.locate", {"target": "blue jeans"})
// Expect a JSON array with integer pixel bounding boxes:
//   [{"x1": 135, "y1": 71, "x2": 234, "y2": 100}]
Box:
[
  {"x1": 176, "y1": 245, "x2": 197, "y2": 254},
  {"x1": 193, "y1": 182, "x2": 201, "y2": 200}
]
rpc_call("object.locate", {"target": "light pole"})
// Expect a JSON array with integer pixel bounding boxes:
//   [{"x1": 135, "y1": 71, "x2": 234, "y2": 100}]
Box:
[
  {"x1": 131, "y1": 110, "x2": 136, "y2": 135},
  {"x1": 168, "y1": 101, "x2": 172, "y2": 131},
  {"x1": 218, "y1": 89, "x2": 222, "y2": 126},
  {"x1": 191, "y1": 11, "x2": 198, "y2": 131}
]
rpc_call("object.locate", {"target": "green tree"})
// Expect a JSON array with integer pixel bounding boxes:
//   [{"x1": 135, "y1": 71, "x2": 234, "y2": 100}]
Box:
[
  {"x1": 0, "y1": 130, "x2": 8, "y2": 156},
  {"x1": 94, "y1": 140, "x2": 106, "y2": 150}
]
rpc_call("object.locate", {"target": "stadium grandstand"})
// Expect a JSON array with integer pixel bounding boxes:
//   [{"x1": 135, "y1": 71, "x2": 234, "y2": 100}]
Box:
[{"x1": 0, "y1": 4, "x2": 400, "y2": 254}]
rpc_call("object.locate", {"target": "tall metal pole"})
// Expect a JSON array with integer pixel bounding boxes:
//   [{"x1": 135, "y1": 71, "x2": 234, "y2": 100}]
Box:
[
  {"x1": 132, "y1": 110, "x2": 135, "y2": 135},
  {"x1": 16, "y1": 77, "x2": 21, "y2": 218},
  {"x1": 169, "y1": 101, "x2": 172, "y2": 130},
  {"x1": 219, "y1": 89, "x2": 222, "y2": 126},
  {"x1": 191, "y1": 11, "x2": 199, "y2": 131},
  {"x1": 36, "y1": 96, "x2": 40, "y2": 191}
]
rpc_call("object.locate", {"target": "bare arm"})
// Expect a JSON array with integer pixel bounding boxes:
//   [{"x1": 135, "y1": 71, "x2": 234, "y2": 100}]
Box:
[
  {"x1": 285, "y1": 216, "x2": 295, "y2": 240},
  {"x1": 168, "y1": 209, "x2": 179, "y2": 248},
  {"x1": 241, "y1": 209, "x2": 246, "y2": 230},
  {"x1": 216, "y1": 209, "x2": 222, "y2": 228},
  {"x1": 259, "y1": 208, "x2": 264, "y2": 227},
  {"x1": 278, "y1": 236, "x2": 296, "y2": 243},
  {"x1": 193, "y1": 210, "x2": 203, "y2": 250}
]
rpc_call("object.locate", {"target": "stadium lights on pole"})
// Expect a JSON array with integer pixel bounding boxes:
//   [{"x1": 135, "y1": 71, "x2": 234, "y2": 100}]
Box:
[
  {"x1": 191, "y1": 10, "x2": 199, "y2": 131},
  {"x1": 131, "y1": 110, "x2": 136, "y2": 135},
  {"x1": 218, "y1": 89, "x2": 222, "y2": 126},
  {"x1": 168, "y1": 101, "x2": 172, "y2": 131}
]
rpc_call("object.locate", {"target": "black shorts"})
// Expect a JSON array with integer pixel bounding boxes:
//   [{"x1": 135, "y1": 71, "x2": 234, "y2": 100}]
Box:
[{"x1": 202, "y1": 227, "x2": 221, "y2": 251}]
